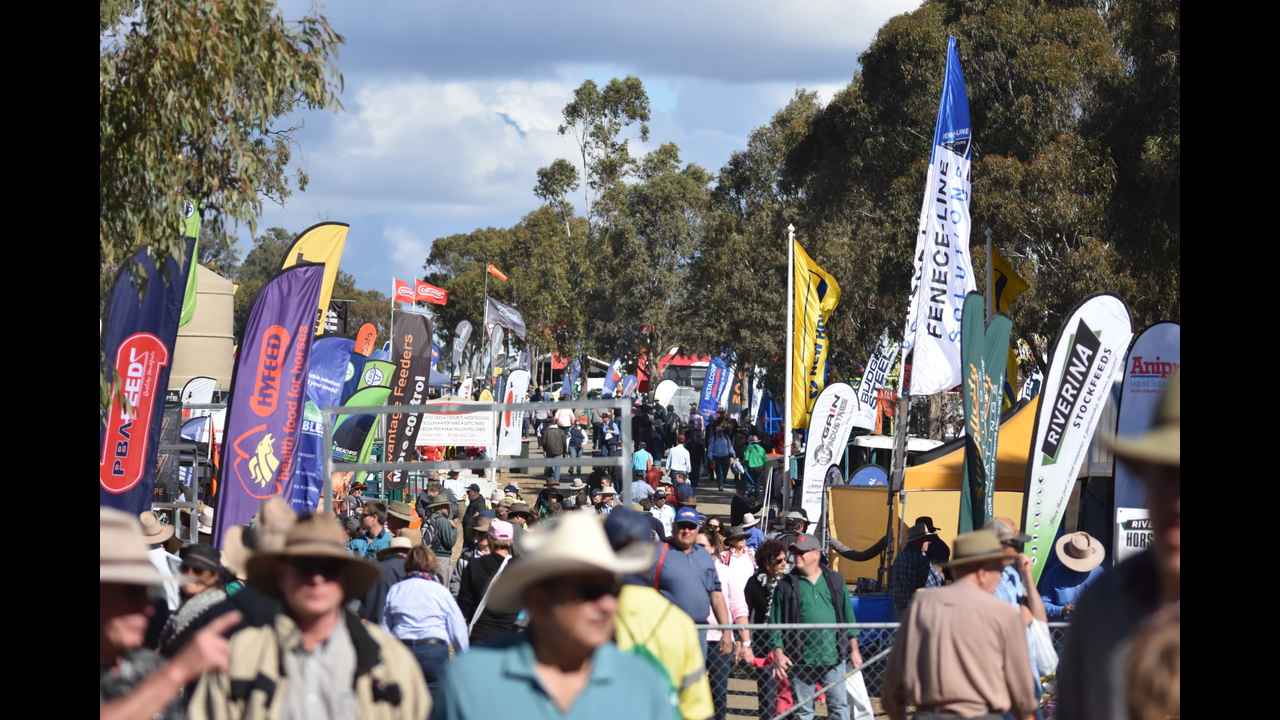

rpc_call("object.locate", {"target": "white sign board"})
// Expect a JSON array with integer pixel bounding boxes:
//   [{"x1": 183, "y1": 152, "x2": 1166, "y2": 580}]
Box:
[{"x1": 415, "y1": 401, "x2": 495, "y2": 448}]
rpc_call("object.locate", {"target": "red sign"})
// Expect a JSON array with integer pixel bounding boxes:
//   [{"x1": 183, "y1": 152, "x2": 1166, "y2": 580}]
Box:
[
  {"x1": 100, "y1": 333, "x2": 170, "y2": 494},
  {"x1": 393, "y1": 278, "x2": 414, "y2": 304},
  {"x1": 415, "y1": 280, "x2": 448, "y2": 306},
  {"x1": 249, "y1": 325, "x2": 290, "y2": 417}
]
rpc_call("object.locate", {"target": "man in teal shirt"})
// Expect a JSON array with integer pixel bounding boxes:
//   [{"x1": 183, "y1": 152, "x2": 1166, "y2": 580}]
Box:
[
  {"x1": 431, "y1": 511, "x2": 677, "y2": 720},
  {"x1": 632, "y1": 441, "x2": 654, "y2": 483},
  {"x1": 763, "y1": 534, "x2": 868, "y2": 720}
]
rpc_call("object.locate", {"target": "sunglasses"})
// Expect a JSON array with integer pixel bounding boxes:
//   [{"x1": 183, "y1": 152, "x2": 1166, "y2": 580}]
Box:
[
  {"x1": 287, "y1": 558, "x2": 344, "y2": 580},
  {"x1": 179, "y1": 563, "x2": 212, "y2": 576},
  {"x1": 560, "y1": 578, "x2": 621, "y2": 602},
  {"x1": 770, "y1": 556, "x2": 788, "y2": 566}
]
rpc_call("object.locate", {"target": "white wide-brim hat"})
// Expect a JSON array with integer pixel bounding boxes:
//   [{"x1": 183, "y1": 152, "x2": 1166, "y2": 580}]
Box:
[{"x1": 487, "y1": 511, "x2": 655, "y2": 612}]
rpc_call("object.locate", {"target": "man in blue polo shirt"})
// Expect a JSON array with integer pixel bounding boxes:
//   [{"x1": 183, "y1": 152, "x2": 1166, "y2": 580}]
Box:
[{"x1": 632, "y1": 507, "x2": 732, "y2": 653}]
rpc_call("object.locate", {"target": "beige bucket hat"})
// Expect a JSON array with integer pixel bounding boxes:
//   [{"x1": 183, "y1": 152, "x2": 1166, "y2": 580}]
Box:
[
  {"x1": 944, "y1": 529, "x2": 1015, "y2": 569},
  {"x1": 138, "y1": 511, "x2": 174, "y2": 545},
  {"x1": 1055, "y1": 531, "x2": 1106, "y2": 572},
  {"x1": 487, "y1": 511, "x2": 656, "y2": 612},
  {"x1": 101, "y1": 507, "x2": 165, "y2": 587},
  {"x1": 247, "y1": 514, "x2": 380, "y2": 599}
]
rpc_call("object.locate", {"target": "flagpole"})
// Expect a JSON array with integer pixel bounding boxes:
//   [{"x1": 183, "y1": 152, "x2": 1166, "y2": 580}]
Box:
[
  {"x1": 385, "y1": 280, "x2": 394, "y2": 504},
  {"x1": 985, "y1": 227, "x2": 994, "y2": 322},
  {"x1": 783, "y1": 224, "x2": 795, "y2": 530}
]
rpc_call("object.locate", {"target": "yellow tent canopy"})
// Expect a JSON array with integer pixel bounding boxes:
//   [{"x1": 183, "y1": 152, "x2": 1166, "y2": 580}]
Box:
[{"x1": 903, "y1": 395, "x2": 1039, "y2": 493}]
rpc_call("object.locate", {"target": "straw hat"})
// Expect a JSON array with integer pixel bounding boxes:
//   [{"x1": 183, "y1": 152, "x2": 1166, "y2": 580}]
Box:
[
  {"x1": 740, "y1": 513, "x2": 761, "y2": 527},
  {"x1": 377, "y1": 536, "x2": 415, "y2": 560},
  {"x1": 1055, "y1": 531, "x2": 1106, "y2": 572},
  {"x1": 101, "y1": 507, "x2": 165, "y2": 587},
  {"x1": 944, "y1": 530, "x2": 1015, "y2": 569},
  {"x1": 247, "y1": 514, "x2": 380, "y2": 599},
  {"x1": 221, "y1": 526, "x2": 250, "y2": 581},
  {"x1": 487, "y1": 512, "x2": 655, "y2": 612},
  {"x1": 1104, "y1": 369, "x2": 1179, "y2": 467},
  {"x1": 138, "y1": 511, "x2": 174, "y2": 545}
]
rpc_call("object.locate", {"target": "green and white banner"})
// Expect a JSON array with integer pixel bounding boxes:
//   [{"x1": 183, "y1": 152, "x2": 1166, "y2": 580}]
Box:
[
  {"x1": 959, "y1": 292, "x2": 1012, "y2": 532},
  {"x1": 178, "y1": 200, "x2": 201, "y2": 327},
  {"x1": 1021, "y1": 294, "x2": 1132, "y2": 581}
]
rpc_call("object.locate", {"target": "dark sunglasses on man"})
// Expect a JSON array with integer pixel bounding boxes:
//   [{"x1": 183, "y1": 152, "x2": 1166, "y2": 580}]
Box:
[
  {"x1": 556, "y1": 577, "x2": 622, "y2": 603},
  {"x1": 287, "y1": 557, "x2": 344, "y2": 580}
]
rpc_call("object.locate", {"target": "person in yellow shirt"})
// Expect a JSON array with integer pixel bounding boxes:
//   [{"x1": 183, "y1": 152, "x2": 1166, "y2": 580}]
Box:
[{"x1": 606, "y1": 508, "x2": 714, "y2": 720}]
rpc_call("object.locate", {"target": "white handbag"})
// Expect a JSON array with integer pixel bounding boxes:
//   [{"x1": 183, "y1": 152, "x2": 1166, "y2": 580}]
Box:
[{"x1": 1027, "y1": 619, "x2": 1058, "y2": 676}]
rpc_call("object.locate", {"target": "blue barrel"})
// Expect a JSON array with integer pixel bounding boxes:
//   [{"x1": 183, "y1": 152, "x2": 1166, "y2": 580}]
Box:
[{"x1": 850, "y1": 592, "x2": 893, "y2": 623}]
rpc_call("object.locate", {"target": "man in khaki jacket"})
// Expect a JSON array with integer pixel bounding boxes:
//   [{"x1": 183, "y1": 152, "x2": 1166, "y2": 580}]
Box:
[{"x1": 188, "y1": 514, "x2": 430, "y2": 720}]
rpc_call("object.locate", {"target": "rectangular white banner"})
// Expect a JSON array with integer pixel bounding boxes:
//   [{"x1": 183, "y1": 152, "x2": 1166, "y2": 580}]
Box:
[
  {"x1": 415, "y1": 400, "x2": 495, "y2": 448},
  {"x1": 1022, "y1": 294, "x2": 1133, "y2": 581}
]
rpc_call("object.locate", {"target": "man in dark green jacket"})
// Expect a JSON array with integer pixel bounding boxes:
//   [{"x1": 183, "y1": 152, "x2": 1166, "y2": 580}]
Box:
[{"x1": 763, "y1": 534, "x2": 865, "y2": 720}]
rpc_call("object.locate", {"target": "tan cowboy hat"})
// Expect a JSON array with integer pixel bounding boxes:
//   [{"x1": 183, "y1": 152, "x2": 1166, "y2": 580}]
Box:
[
  {"x1": 1055, "y1": 531, "x2": 1106, "y2": 572},
  {"x1": 377, "y1": 536, "x2": 415, "y2": 560},
  {"x1": 221, "y1": 526, "x2": 251, "y2": 581},
  {"x1": 247, "y1": 514, "x2": 380, "y2": 599},
  {"x1": 740, "y1": 513, "x2": 761, "y2": 527},
  {"x1": 101, "y1": 507, "x2": 165, "y2": 587},
  {"x1": 426, "y1": 497, "x2": 451, "y2": 511},
  {"x1": 255, "y1": 497, "x2": 296, "y2": 553},
  {"x1": 509, "y1": 502, "x2": 534, "y2": 518},
  {"x1": 1104, "y1": 369, "x2": 1179, "y2": 467},
  {"x1": 473, "y1": 515, "x2": 493, "y2": 533},
  {"x1": 397, "y1": 528, "x2": 424, "y2": 547},
  {"x1": 138, "y1": 511, "x2": 174, "y2": 545},
  {"x1": 487, "y1": 511, "x2": 656, "y2": 612},
  {"x1": 387, "y1": 502, "x2": 414, "y2": 522},
  {"x1": 944, "y1": 529, "x2": 1015, "y2": 569}
]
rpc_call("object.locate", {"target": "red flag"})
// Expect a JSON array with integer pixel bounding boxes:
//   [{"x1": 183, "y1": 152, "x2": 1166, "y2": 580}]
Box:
[
  {"x1": 393, "y1": 278, "x2": 414, "y2": 305},
  {"x1": 415, "y1": 280, "x2": 449, "y2": 306},
  {"x1": 486, "y1": 263, "x2": 509, "y2": 282}
]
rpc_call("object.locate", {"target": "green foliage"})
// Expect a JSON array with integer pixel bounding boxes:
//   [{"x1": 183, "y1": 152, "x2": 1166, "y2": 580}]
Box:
[
  {"x1": 100, "y1": 0, "x2": 344, "y2": 291},
  {"x1": 231, "y1": 227, "x2": 294, "y2": 338}
]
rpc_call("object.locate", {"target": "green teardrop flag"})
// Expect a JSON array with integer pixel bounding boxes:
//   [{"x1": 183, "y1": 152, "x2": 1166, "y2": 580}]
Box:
[{"x1": 178, "y1": 200, "x2": 201, "y2": 327}]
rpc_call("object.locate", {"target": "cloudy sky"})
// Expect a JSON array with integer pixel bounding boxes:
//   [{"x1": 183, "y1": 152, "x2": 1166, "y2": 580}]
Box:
[{"x1": 245, "y1": 1, "x2": 922, "y2": 291}]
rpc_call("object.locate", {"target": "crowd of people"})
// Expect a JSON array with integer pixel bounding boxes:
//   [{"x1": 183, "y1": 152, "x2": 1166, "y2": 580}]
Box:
[{"x1": 102, "y1": 373, "x2": 1179, "y2": 719}]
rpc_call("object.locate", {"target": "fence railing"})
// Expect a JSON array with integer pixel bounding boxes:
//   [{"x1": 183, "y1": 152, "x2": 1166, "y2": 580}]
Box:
[{"x1": 691, "y1": 622, "x2": 1069, "y2": 720}]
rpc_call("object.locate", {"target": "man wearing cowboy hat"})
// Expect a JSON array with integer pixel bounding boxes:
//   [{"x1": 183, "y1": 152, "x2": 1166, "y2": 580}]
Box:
[
  {"x1": 101, "y1": 508, "x2": 241, "y2": 720},
  {"x1": 358, "y1": 536, "x2": 415, "y2": 625},
  {"x1": 1056, "y1": 370, "x2": 1181, "y2": 720},
  {"x1": 416, "y1": 473, "x2": 460, "y2": 523},
  {"x1": 593, "y1": 486, "x2": 619, "y2": 515},
  {"x1": 460, "y1": 482, "x2": 488, "y2": 543},
  {"x1": 140, "y1": 510, "x2": 181, "y2": 613},
  {"x1": 882, "y1": 529, "x2": 1038, "y2": 720},
  {"x1": 424, "y1": 497, "x2": 460, "y2": 588},
  {"x1": 188, "y1": 513, "x2": 431, "y2": 720},
  {"x1": 890, "y1": 518, "x2": 941, "y2": 615},
  {"x1": 433, "y1": 512, "x2": 678, "y2": 719},
  {"x1": 1037, "y1": 531, "x2": 1105, "y2": 620},
  {"x1": 385, "y1": 502, "x2": 415, "y2": 536}
]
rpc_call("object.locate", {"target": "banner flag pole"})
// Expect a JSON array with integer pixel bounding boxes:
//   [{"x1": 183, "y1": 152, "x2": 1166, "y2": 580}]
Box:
[{"x1": 784, "y1": 224, "x2": 795, "y2": 527}]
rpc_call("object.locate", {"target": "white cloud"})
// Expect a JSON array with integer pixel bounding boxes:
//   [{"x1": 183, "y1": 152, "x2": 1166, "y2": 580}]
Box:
[{"x1": 384, "y1": 225, "x2": 431, "y2": 272}]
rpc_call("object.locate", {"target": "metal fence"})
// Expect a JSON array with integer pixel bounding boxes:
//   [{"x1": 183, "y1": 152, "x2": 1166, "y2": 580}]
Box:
[{"x1": 693, "y1": 622, "x2": 1069, "y2": 720}]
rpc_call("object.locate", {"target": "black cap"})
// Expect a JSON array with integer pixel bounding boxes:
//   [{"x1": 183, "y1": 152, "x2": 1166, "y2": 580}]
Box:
[
  {"x1": 466, "y1": 483, "x2": 481, "y2": 492},
  {"x1": 179, "y1": 543, "x2": 223, "y2": 574}
]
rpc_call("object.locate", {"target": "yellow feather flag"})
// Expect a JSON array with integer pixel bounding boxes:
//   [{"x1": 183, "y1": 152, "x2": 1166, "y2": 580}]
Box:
[
  {"x1": 281, "y1": 222, "x2": 350, "y2": 336},
  {"x1": 791, "y1": 240, "x2": 841, "y2": 428},
  {"x1": 991, "y1": 246, "x2": 1030, "y2": 315}
]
